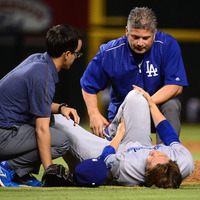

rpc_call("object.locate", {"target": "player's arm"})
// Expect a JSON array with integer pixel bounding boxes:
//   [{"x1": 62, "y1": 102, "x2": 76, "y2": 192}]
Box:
[
  {"x1": 51, "y1": 103, "x2": 80, "y2": 125},
  {"x1": 108, "y1": 116, "x2": 126, "y2": 150},
  {"x1": 151, "y1": 85, "x2": 183, "y2": 105},
  {"x1": 100, "y1": 117, "x2": 125, "y2": 161},
  {"x1": 82, "y1": 89, "x2": 109, "y2": 138},
  {"x1": 35, "y1": 116, "x2": 53, "y2": 170}
]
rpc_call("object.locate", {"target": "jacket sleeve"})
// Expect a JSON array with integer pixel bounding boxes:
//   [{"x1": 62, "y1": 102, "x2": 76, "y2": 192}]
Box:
[{"x1": 80, "y1": 48, "x2": 108, "y2": 94}]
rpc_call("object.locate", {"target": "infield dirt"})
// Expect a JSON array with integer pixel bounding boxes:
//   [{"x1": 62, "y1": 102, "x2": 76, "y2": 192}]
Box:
[{"x1": 182, "y1": 142, "x2": 200, "y2": 183}]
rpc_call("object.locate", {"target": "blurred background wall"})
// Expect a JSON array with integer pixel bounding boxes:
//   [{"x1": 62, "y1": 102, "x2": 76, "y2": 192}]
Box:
[{"x1": 0, "y1": 0, "x2": 200, "y2": 123}]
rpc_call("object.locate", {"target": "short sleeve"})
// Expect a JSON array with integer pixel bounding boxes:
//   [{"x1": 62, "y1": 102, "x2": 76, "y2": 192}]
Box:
[{"x1": 28, "y1": 65, "x2": 54, "y2": 117}]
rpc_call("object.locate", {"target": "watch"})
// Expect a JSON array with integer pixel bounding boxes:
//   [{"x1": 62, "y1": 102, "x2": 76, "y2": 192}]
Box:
[{"x1": 58, "y1": 103, "x2": 68, "y2": 114}]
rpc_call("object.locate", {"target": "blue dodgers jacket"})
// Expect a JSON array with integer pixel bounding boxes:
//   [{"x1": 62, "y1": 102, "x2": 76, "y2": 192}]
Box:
[{"x1": 81, "y1": 31, "x2": 188, "y2": 120}]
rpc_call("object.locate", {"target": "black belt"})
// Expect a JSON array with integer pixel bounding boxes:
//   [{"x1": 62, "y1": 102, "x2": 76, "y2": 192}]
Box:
[{"x1": 0, "y1": 126, "x2": 18, "y2": 131}]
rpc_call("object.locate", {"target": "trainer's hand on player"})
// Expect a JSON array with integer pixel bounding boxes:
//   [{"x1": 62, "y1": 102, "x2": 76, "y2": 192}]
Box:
[
  {"x1": 90, "y1": 113, "x2": 109, "y2": 138},
  {"x1": 61, "y1": 106, "x2": 80, "y2": 126},
  {"x1": 132, "y1": 85, "x2": 154, "y2": 107}
]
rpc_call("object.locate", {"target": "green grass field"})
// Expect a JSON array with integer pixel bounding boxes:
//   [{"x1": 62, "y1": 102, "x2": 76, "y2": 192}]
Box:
[
  {"x1": 0, "y1": 124, "x2": 200, "y2": 200},
  {"x1": 1, "y1": 184, "x2": 200, "y2": 200}
]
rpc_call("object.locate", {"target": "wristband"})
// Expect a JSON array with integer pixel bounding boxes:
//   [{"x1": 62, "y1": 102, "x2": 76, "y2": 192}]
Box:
[
  {"x1": 156, "y1": 120, "x2": 180, "y2": 146},
  {"x1": 58, "y1": 103, "x2": 68, "y2": 114}
]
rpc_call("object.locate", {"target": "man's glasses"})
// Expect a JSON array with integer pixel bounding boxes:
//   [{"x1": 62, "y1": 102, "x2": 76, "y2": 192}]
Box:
[{"x1": 72, "y1": 51, "x2": 83, "y2": 58}]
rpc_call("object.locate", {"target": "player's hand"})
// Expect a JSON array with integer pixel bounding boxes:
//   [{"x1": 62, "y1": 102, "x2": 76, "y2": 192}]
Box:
[
  {"x1": 89, "y1": 113, "x2": 109, "y2": 138},
  {"x1": 132, "y1": 85, "x2": 154, "y2": 107},
  {"x1": 60, "y1": 106, "x2": 80, "y2": 126}
]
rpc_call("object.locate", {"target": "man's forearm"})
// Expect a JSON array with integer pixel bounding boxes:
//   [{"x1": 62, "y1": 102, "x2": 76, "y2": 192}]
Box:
[
  {"x1": 37, "y1": 129, "x2": 52, "y2": 169},
  {"x1": 149, "y1": 103, "x2": 166, "y2": 127},
  {"x1": 151, "y1": 85, "x2": 183, "y2": 105},
  {"x1": 100, "y1": 117, "x2": 125, "y2": 160},
  {"x1": 109, "y1": 117, "x2": 125, "y2": 151},
  {"x1": 51, "y1": 103, "x2": 60, "y2": 114},
  {"x1": 36, "y1": 117, "x2": 53, "y2": 169},
  {"x1": 82, "y1": 89, "x2": 109, "y2": 137},
  {"x1": 82, "y1": 89, "x2": 100, "y2": 116}
]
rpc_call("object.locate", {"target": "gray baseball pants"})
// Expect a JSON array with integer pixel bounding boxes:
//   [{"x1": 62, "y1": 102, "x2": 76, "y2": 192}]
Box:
[
  {"x1": 156, "y1": 97, "x2": 181, "y2": 144},
  {"x1": 0, "y1": 123, "x2": 70, "y2": 177},
  {"x1": 54, "y1": 90, "x2": 152, "y2": 170}
]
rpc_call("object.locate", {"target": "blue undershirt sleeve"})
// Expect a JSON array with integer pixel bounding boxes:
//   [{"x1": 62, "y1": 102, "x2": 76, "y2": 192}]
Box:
[
  {"x1": 156, "y1": 120, "x2": 180, "y2": 146},
  {"x1": 100, "y1": 145, "x2": 116, "y2": 161}
]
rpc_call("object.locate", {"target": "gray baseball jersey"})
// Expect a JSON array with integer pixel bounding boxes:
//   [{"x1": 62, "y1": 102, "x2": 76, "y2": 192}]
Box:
[{"x1": 105, "y1": 141, "x2": 194, "y2": 186}]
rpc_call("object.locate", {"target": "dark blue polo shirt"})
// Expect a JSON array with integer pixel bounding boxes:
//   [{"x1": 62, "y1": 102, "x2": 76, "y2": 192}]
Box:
[{"x1": 0, "y1": 52, "x2": 59, "y2": 128}]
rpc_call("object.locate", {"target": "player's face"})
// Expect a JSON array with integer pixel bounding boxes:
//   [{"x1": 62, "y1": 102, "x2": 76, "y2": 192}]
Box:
[
  {"x1": 146, "y1": 150, "x2": 170, "y2": 169},
  {"x1": 126, "y1": 28, "x2": 156, "y2": 54},
  {"x1": 64, "y1": 39, "x2": 82, "y2": 69}
]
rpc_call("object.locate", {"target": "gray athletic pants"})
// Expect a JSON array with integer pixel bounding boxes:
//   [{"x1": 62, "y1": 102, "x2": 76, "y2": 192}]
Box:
[
  {"x1": 54, "y1": 90, "x2": 152, "y2": 170},
  {"x1": 156, "y1": 97, "x2": 181, "y2": 144},
  {"x1": 0, "y1": 123, "x2": 70, "y2": 177}
]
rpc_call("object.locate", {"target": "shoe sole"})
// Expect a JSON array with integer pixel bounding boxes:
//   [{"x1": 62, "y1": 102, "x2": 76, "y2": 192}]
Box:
[
  {"x1": 19, "y1": 184, "x2": 31, "y2": 187},
  {"x1": 0, "y1": 179, "x2": 6, "y2": 187},
  {"x1": 0, "y1": 178, "x2": 21, "y2": 187}
]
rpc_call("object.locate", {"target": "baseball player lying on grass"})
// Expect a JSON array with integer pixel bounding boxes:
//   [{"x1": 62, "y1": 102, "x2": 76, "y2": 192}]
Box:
[{"x1": 54, "y1": 85, "x2": 194, "y2": 188}]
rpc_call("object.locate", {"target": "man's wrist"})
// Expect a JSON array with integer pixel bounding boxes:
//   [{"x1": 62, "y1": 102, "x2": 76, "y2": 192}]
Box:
[{"x1": 58, "y1": 103, "x2": 68, "y2": 114}]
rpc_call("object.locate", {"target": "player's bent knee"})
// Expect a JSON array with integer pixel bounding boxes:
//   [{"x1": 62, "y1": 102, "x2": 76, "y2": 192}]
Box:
[{"x1": 126, "y1": 90, "x2": 146, "y2": 105}]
